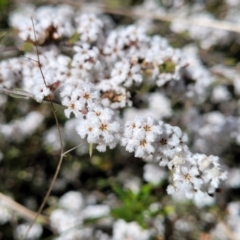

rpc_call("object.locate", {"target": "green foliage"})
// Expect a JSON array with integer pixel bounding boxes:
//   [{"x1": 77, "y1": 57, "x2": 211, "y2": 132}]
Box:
[
  {"x1": 0, "y1": 0, "x2": 8, "y2": 10},
  {"x1": 0, "y1": 0, "x2": 10, "y2": 29},
  {"x1": 159, "y1": 60, "x2": 176, "y2": 74},
  {"x1": 68, "y1": 32, "x2": 80, "y2": 44},
  {"x1": 111, "y1": 183, "x2": 160, "y2": 228}
]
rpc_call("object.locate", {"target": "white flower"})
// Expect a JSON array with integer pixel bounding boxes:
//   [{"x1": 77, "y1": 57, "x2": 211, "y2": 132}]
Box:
[
  {"x1": 31, "y1": 69, "x2": 58, "y2": 102},
  {"x1": 60, "y1": 80, "x2": 100, "y2": 118},
  {"x1": 0, "y1": 200, "x2": 11, "y2": 225},
  {"x1": 173, "y1": 165, "x2": 203, "y2": 198},
  {"x1": 196, "y1": 154, "x2": 228, "y2": 188},
  {"x1": 15, "y1": 223, "x2": 43, "y2": 240},
  {"x1": 18, "y1": 18, "x2": 45, "y2": 43},
  {"x1": 168, "y1": 153, "x2": 227, "y2": 200},
  {"x1": 50, "y1": 209, "x2": 82, "y2": 234},
  {"x1": 143, "y1": 163, "x2": 167, "y2": 185},
  {"x1": 154, "y1": 123, "x2": 188, "y2": 164},
  {"x1": 226, "y1": 168, "x2": 240, "y2": 188},
  {"x1": 111, "y1": 60, "x2": 142, "y2": 87},
  {"x1": 112, "y1": 219, "x2": 151, "y2": 240},
  {"x1": 73, "y1": 43, "x2": 99, "y2": 61},
  {"x1": 81, "y1": 205, "x2": 110, "y2": 219},
  {"x1": 212, "y1": 85, "x2": 231, "y2": 103},
  {"x1": 76, "y1": 107, "x2": 121, "y2": 152},
  {"x1": 59, "y1": 191, "x2": 84, "y2": 211},
  {"x1": 75, "y1": 13, "x2": 103, "y2": 43},
  {"x1": 97, "y1": 80, "x2": 132, "y2": 109},
  {"x1": 122, "y1": 116, "x2": 160, "y2": 158},
  {"x1": 102, "y1": 30, "x2": 125, "y2": 62},
  {"x1": 122, "y1": 116, "x2": 188, "y2": 160}
]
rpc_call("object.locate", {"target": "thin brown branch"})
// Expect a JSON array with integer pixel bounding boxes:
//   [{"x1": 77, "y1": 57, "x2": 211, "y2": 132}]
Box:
[
  {"x1": 31, "y1": 18, "x2": 47, "y2": 87},
  {"x1": 22, "y1": 18, "x2": 65, "y2": 240}
]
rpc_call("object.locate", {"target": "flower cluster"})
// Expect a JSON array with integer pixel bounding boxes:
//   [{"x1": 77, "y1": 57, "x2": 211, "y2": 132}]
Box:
[
  {"x1": 122, "y1": 116, "x2": 188, "y2": 162},
  {"x1": 121, "y1": 116, "x2": 227, "y2": 200},
  {"x1": 167, "y1": 153, "x2": 227, "y2": 202},
  {"x1": 76, "y1": 107, "x2": 121, "y2": 152}
]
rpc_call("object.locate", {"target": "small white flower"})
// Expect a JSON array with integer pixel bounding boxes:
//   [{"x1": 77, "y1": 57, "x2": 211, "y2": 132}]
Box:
[
  {"x1": 112, "y1": 219, "x2": 151, "y2": 240},
  {"x1": 59, "y1": 191, "x2": 84, "y2": 211},
  {"x1": 81, "y1": 205, "x2": 110, "y2": 219},
  {"x1": 31, "y1": 69, "x2": 58, "y2": 102},
  {"x1": 143, "y1": 163, "x2": 167, "y2": 185},
  {"x1": 76, "y1": 107, "x2": 121, "y2": 152},
  {"x1": 111, "y1": 60, "x2": 142, "y2": 87},
  {"x1": 60, "y1": 81, "x2": 100, "y2": 118},
  {"x1": 75, "y1": 13, "x2": 103, "y2": 43},
  {"x1": 50, "y1": 209, "x2": 82, "y2": 234},
  {"x1": 18, "y1": 18, "x2": 45, "y2": 43},
  {"x1": 15, "y1": 223, "x2": 43, "y2": 240}
]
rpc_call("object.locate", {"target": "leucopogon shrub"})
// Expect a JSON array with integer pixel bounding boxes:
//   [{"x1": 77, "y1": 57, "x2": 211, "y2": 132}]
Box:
[
  {"x1": 1, "y1": 2, "x2": 227, "y2": 201},
  {"x1": 1, "y1": 1, "x2": 236, "y2": 240}
]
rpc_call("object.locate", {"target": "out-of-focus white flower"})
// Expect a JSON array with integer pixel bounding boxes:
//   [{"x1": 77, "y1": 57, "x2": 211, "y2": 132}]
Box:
[
  {"x1": 174, "y1": 219, "x2": 193, "y2": 232},
  {"x1": 59, "y1": 191, "x2": 84, "y2": 211},
  {"x1": 111, "y1": 60, "x2": 142, "y2": 87},
  {"x1": 210, "y1": 222, "x2": 230, "y2": 240},
  {"x1": 31, "y1": 69, "x2": 59, "y2": 102},
  {"x1": 117, "y1": 170, "x2": 141, "y2": 194},
  {"x1": 143, "y1": 163, "x2": 167, "y2": 185},
  {"x1": 226, "y1": 0, "x2": 239, "y2": 7},
  {"x1": 18, "y1": 19, "x2": 45, "y2": 44},
  {"x1": 148, "y1": 92, "x2": 172, "y2": 119},
  {"x1": 15, "y1": 223, "x2": 43, "y2": 240},
  {"x1": 171, "y1": 12, "x2": 229, "y2": 49},
  {"x1": 0, "y1": 200, "x2": 11, "y2": 225},
  {"x1": 81, "y1": 205, "x2": 110, "y2": 219},
  {"x1": 50, "y1": 209, "x2": 82, "y2": 234},
  {"x1": 54, "y1": 227, "x2": 93, "y2": 240},
  {"x1": 0, "y1": 111, "x2": 44, "y2": 142},
  {"x1": 112, "y1": 219, "x2": 151, "y2": 240},
  {"x1": 43, "y1": 126, "x2": 64, "y2": 151},
  {"x1": 75, "y1": 13, "x2": 103, "y2": 42},
  {"x1": 226, "y1": 201, "x2": 240, "y2": 239},
  {"x1": 212, "y1": 85, "x2": 231, "y2": 103},
  {"x1": 226, "y1": 168, "x2": 240, "y2": 188}
]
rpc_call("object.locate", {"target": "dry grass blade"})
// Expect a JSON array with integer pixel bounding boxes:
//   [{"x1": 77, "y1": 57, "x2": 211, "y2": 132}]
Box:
[
  {"x1": 55, "y1": 0, "x2": 240, "y2": 33},
  {"x1": 0, "y1": 193, "x2": 49, "y2": 225}
]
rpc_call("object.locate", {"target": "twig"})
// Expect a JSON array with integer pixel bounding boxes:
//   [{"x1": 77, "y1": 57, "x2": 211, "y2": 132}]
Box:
[{"x1": 21, "y1": 18, "x2": 66, "y2": 240}]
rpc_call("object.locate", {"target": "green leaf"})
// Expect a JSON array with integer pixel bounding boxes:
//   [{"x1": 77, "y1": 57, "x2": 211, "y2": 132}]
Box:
[
  {"x1": 112, "y1": 184, "x2": 126, "y2": 200},
  {"x1": 89, "y1": 143, "x2": 93, "y2": 157},
  {"x1": 0, "y1": 31, "x2": 6, "y2": 40},
  {"x1": 159, "y1": 60, "x2": 176, "y2": 73},
  {"x1": 69, "y1": 32, "x2": 80, "y2": 44},
  {"x1": 22, "y1": 42, "x2": 34, "y2": 52},
  {"x1": 0, "y1": 0, "x2": 8, "y2": 10}
]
